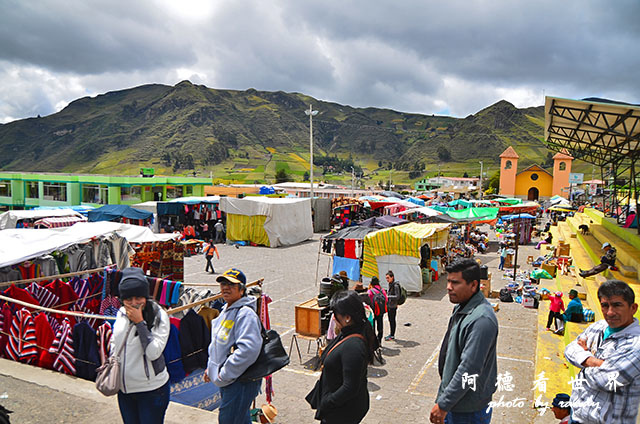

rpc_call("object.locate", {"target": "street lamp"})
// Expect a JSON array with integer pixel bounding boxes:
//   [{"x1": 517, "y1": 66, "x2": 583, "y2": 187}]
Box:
[{"x1": 305, "y1": 105, "x2": 319, "y2": 198}]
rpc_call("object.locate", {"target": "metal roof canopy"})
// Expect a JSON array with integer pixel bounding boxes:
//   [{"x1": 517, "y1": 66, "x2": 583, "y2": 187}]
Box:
[
  {"x1": 545, "y1": 96, "x2": 640, "y2": 166},
  {"x1": 545, "y1": 96, "x2": 639, "y2": 232}
]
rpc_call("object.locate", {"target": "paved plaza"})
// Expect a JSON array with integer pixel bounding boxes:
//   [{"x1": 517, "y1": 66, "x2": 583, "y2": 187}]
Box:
[{"x1": 0, "y1": 232, "x2": 560, "y2": 423}]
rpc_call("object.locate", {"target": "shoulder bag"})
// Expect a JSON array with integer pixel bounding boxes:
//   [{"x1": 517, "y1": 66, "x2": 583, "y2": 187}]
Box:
[
  {"x1": 234, "y1": 306, "x2": 290, "y2": 382},
  {"x1": 95, "y1": 324, "x2": 133, "y2": 396}
]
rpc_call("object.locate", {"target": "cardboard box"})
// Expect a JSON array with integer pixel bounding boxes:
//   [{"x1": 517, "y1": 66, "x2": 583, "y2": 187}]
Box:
[
  {"x1": 480, "y1": 283, "x2": 490, "y2": 298},
  {"x1": 541, "y1": 263, "x2": 557, "y2": 278},
  {"x1": 523, "y1": 296, "x2": 535, "y2": 308},
  {"x1": 489, "y1": 289, "x2": 501, "y2": 299},
  {"x1": 555, "y1": 245, "x2": 570, "y2": 257}
]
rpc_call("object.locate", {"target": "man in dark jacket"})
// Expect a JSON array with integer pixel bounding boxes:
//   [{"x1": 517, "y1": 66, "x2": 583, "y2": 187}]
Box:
[
  {"x1": 385, "y1": 270, "x2": 401, "y2": 341},
  {"x1": 430, "y1": 258, "x2": 498, "y2": 424},
  {"x1": 579, "y1": 242, "x2": 617, "y2": 277}
]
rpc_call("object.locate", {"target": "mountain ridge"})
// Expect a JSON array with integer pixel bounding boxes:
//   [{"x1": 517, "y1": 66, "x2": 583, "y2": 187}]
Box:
[{"x1": 0, "y1": 81, "x2": 548, "y2": 183}]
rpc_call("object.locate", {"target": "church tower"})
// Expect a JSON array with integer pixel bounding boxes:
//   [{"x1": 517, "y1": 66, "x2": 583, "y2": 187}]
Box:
[
  {"x1": 499, "y1": 146, "x2": 519, "y2": 196},
  {"x1": 552, "y1": 149, "x2": 574, "y2": 198}
]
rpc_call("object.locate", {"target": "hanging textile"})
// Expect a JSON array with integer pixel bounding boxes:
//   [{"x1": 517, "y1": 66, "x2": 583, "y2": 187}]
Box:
[
  {"x1": 49, "y1": 317, "x2": 76, "y2": 375},
  {"x1": 332, "y1": 256, "x2": 360, "y2": 281},
  {"x1": 5, "y1": 308, "x2": 38, "y2": 364},
  {"x1": 259, "y1": 294, "x2": 275, "y2": 403}
]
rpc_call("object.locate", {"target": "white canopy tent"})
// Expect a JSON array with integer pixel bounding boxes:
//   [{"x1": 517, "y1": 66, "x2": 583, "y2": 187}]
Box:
[
  {"x1": 219, "y1": 197, "x2": 313, "y2": 247},
  {"x1": 0, "y1": 221, "x2": 178, "y2": 268},
  {"x1": 0, "y1": 209, "x2": 85, "y2": 230}
]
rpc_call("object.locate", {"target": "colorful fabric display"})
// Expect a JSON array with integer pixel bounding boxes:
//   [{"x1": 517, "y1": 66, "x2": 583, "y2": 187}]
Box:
[
  {"x1": 332, "y1": 256, "x2": 360, "y2": 281},
  {"x1": 33, "y1": 312, "x2": 55, "y2": 369},
  {"x1": 26, "y1": 282, "x2": 60, "y2": 309},
  {"x1": 96, "y1": 322, "x2": 112, "y2": 362},
  {"x1": 49, "y1": 317, "x2": 76, "y2": 375},
  {"x1": 5, "y1": 308, "x2": 38, "y2": 364},
  {"x1": 344, "y1": 239, "x2": 357, "y2": 259},
  {"x1": 2, "y1": 284, "x2": 40, "y2": 312}
]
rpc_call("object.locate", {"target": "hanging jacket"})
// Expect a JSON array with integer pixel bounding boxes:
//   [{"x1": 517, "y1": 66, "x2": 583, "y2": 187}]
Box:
[
  {"x1": 33, "y1": 312, "x2": 55, "y2": 369},
  {"x1": 49, "y1": 317, "x2": 76, "y2": 375},
  {"x1": 163, "y1": 323, "x2": 186, "y2": 383},
  {"x1": 179, "y1": 309, "x2": 212, "y2": 373},
  {"x1": 73, "y1": 321, "x2": 100, "y2": 381},
  {"x1": 5, "y1": 308, "x2": 38, "y2": 364}
]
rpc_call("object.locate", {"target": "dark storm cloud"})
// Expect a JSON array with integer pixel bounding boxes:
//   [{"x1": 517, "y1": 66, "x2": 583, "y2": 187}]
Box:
[
  {"x1": 0, "y1": 0, "x2": 196, "y2": 74},
  {"x1": 1, "y1": 0, "x2": 639, "y2": 122}
]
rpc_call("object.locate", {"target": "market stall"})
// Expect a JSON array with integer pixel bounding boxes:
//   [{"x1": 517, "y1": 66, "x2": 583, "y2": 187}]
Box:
[
  {"x1": 361, "y1": 222, "x2": 451, "y2": 292},
  {"x1": 0, "y1": 209, "x2": 86, "y2": 229},
  {"x1": 88, "y1": 204, "x2": 153, "y2": 226},
  {"x1": 156, "y1": 196, "x2": 221, "y2": 238},
  {"x1": 219, "y1": 196, "x2": 313, "y2": 247}
]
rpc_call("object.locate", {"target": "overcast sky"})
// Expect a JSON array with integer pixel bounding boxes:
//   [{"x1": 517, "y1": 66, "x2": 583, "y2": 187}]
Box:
[{"x1": 1, "y1": 0, "x2": 639, "y2": 123}]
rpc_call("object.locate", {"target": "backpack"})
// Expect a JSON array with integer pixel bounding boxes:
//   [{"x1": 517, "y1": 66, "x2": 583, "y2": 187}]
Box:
[
  {"x1": 499, "y1": 288, "x2": 513, "y2": 303},
  {"x1": 396, "y1": 282, "x2": 408, "y2": 306},
  {"x1": 370, "y1": 288, "x2": 387, "y2": 316}
]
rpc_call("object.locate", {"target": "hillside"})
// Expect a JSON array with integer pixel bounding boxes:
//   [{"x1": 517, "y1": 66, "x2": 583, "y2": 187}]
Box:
[{"x1": 0, "y1": 81, "x2": 553, "y2": 184}]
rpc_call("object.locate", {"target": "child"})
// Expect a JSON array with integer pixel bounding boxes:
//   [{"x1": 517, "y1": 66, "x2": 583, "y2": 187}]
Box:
[{"x1": 546, "y1": 291, "x2": 565, "y2": 331}]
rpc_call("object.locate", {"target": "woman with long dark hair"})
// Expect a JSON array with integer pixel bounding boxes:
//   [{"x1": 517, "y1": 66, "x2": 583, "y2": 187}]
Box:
[
  {"x1": 306, "y1": 290, "x2": 377, "y2": 424},
  {"x1": 111, "y1": 268, "x2": 170, "y2": 424}
]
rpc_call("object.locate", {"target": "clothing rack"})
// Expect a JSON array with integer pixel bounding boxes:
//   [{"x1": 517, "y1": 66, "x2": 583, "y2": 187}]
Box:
[
  {"x1": 0, "y1": 278, "x2": 264, "y2": 320},
  {"x1": 166, "y1": 279, "x2": 263, "y2": 315},
  {"x1": 0, "y1": 265, "x2": 116, "y2": 288}
]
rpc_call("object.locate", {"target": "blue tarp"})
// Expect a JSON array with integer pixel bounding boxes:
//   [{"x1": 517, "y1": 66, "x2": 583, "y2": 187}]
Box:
[
  {"x1": 259, "y1": 186, "x2": 275, "y2": 195},
  {"x1": 501, "y1": 213, "x2": 536, "y2": 220},
  {"x1": 88, "y1": 205, "x2": 153, "y2": 222},
  {"x1": 407, "y1": 197, "x2": 426, "y2": 206},
  {"x1": 34, "y1": 205, "x2": 95, "y2": 216},
  {"x1": 332, "y1": 256, "x2": 360, "y2": 281}
]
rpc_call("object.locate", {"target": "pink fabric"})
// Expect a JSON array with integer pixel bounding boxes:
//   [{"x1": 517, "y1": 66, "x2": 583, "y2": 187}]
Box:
[{"x1": 549, "y1": 296, "x2": 565, "y2": 313}]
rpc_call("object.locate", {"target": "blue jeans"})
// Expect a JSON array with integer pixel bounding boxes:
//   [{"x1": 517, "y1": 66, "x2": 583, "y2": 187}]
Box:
[
  {"x1": 218, "y1": 379, "x2": 262, "y2": 424},
  {"x1": 498, "y1": 256, "x2": 505, "y2": 270},
  {"x1": 117, "y1": 381, "x2": 170, "y2": 424},
  {"x1": 445, "y1": 407, "x2": 492, "y2": 424}
]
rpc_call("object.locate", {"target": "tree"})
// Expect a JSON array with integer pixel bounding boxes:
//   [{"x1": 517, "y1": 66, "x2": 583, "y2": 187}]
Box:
[
  {"x1": 275, "y1": 168, "x2": 291, "y2": 183},
  {"x1": 303, "y1": 171, "x2": 309, "y2": 181},
  {"x1": 378, "y1": 160, "x2": 383, "y2": 168},
  {"x1": 488, "y1": 171, "x2": 500, "y2": 193},
  {"x1": 463, "y1": 172, "x2": 469, "y2": 178},
  {"x1": 437, "y1": 146, "x2": 452, "y2": 162}
]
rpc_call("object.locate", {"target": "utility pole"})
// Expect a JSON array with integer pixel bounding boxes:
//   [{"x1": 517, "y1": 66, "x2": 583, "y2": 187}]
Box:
[
  {"x1": 305, "y1": 105, "x2": 318, "y2": 198},
  {"x1": 479, "y1": 161, "x2": 483, "y2": 200},
  {"x1": 351, "y1": 166, "x2": 355, "y2": 197}
]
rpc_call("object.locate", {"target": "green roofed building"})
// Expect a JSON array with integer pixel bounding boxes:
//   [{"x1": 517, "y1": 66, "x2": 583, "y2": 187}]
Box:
[{"x1": 0, "y1": 172, "x2": 212, "y2": 210}]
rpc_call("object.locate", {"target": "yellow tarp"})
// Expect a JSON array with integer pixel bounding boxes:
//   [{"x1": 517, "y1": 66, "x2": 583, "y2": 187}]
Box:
[
  {"x1": 362, "y1": 222, "x2": 450, "y2": 278},
  {"x1": 226, "y1": 214, "x2": 270, "y2": 246}
]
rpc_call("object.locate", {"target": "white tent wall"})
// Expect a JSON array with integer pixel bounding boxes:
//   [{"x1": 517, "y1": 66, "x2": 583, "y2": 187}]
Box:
[
  {"x1": 375, "y1": 254, "x2": 422, "y2": 292},
  {"x1": 219, "y1": 197, "x2": 313, "y2": 247}
]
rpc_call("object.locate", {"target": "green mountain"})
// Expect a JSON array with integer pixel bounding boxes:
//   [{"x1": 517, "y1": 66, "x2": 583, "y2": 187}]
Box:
[{"x1": 0, "y1": 80, "x2": 551, "y2": 183}]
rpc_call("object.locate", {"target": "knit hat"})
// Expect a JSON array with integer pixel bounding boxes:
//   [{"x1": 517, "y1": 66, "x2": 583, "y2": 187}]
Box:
[
  {"x1": 552, "y1": 393, "x2": 570, "y2": 409},
  {"x1": 119, "y1": 267, "x2": 149, "y2": 299},
  {"x1": 569, "y1": 289, "x2": 579, "y2": 297}
]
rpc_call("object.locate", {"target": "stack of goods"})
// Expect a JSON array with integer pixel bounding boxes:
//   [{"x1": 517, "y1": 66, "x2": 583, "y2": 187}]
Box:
[{"x1": 130, "y1": 240, "x2": 184, "y2": 280}]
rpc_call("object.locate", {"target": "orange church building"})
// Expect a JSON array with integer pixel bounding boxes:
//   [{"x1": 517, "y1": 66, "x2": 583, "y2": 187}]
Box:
[{"x1": 499, "y1": 146, "x2": 573, "y2": 201}]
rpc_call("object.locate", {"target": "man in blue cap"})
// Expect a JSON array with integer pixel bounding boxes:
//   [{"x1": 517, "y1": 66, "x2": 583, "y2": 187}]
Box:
[{"x1": 551, "y1": 393, "x2": 571, "y2": 423}]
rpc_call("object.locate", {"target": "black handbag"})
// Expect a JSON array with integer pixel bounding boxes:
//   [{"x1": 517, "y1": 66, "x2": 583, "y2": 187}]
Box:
[{"x1": 236, "y1": 307, "x2": 290, "y2": 382}]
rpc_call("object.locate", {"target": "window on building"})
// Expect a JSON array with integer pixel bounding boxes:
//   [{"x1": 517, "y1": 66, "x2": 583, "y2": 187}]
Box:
[
  {"x1": 120, "y1": 186, "x2": 141, "y2": 202},
  {"x1": 43, "y1": 182, "x2": 67, "y2": 201},
  {"x1": 0, "y1": 181, "x2": 10, "y2": 197},
  {"x1": 83, "y1": 184, "x2": 108, "y2": 204},
  {"x1": 530, "y1": 173, "x2": 539, "y2": 181},
  {"x1": 186, "y1": 185, "x2": 193, "y2": 196},
  {"x1": 559, "y1": 162, "x2": 566, "y2": 171},
  {"x1": 25, "y1": 182, "x2": 39, "y2": 199},
  {"x1": 505, "y1": 160, "x2": 512, "y2": 170},
  {"x1": 166, "y1": 186, "x2": 183, "y2": 199}
]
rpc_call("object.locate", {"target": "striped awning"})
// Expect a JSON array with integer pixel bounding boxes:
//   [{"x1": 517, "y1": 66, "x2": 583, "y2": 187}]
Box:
[{"x1": 33, "y1": 215, "x2": 88, "y2": 228}]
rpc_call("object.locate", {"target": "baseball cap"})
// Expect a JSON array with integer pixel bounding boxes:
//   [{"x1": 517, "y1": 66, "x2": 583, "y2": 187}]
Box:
[
  {"x1": 602, "y1": 242, "x2": 611, "y2": 249},
  {"x1": 217, "y1": 268, "x2": 247, "y2": 286},
  {"x1": 555, "y1": 291, "x2": 563, "y2": 297}
]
